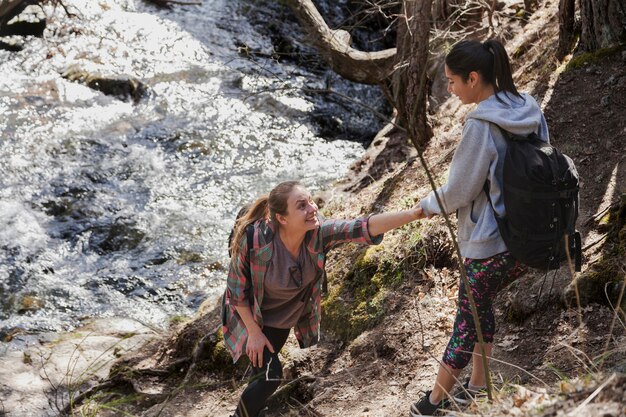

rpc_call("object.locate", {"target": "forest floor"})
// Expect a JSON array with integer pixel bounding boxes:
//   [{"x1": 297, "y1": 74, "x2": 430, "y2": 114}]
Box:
[{"x1": 11, "y1": 0, "x2": 625, "y2": 416}]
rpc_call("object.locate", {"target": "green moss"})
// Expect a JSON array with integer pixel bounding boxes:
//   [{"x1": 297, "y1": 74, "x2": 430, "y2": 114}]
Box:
[
  {"x1": 322, "y1": 230, "x2": 424, "y2": 342},
  {"x1": 169, "y1": 315, "x2": 188, "y2": 325},
  {"x1": 320, "y1": 218, "x2": 442, "y2": 342},
  {"x1": 204, "y1": 330, "x2": 248, "y2": 375},
  {"x1": 569, "y1": 194, "x2": 626, "y2": 306},
  {"x1": 565, "y1": 44, "x2": 626, "y2": 71}
]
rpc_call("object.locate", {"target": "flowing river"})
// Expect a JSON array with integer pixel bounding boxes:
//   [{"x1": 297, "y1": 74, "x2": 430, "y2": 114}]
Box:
[{"x1": 0, "y1": 0, "x2": 385, "y2": 342}]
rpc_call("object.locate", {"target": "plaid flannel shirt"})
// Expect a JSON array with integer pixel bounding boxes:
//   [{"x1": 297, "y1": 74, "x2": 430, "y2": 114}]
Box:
[{"x1": 221, "y1": 215, "x2": 383, "y2": 362}]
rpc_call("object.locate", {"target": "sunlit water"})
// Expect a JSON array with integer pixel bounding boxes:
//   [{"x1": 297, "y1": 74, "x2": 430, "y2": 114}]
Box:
[{"x1": 0, "y1": 0, "x2": 385, "y2": 338}]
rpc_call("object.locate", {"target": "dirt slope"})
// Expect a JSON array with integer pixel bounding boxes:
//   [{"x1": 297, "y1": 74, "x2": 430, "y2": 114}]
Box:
[{"x1": 72, "y1": 1, "x2": 626, "y2": 416}]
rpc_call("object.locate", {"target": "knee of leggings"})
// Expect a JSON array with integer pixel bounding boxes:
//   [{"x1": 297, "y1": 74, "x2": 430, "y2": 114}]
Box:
[{"x1": 443, "y1": 349, "x2": 472, "y2": 370}]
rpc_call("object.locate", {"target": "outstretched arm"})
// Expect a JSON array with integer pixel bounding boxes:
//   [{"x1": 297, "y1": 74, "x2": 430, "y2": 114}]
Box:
[
  {"x1": 367, "y1": 207, "x2": 425, "y2": 237},
  {"x1": 320, "y1": 206, "x2": 425, "y2": 252}
]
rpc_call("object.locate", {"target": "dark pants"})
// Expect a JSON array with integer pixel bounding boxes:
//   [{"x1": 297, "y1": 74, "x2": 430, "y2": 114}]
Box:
[{"x1": 236, "y1": 326, "x2": 290, "y2": 417}]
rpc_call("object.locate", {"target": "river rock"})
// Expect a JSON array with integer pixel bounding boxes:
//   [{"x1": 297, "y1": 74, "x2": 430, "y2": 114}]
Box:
[
  {"x1": 0, "y1": 317, "x2": 156, "y2": 417},
  {"x1": 17, "y1": 294, "x2": 45, "y2": 314},
  {"x1": 62, "y1": 67, "x2": 148, "y2": 103},
  {"x1": 88, "y1": 220, "x2": 146, "y2": 254}
]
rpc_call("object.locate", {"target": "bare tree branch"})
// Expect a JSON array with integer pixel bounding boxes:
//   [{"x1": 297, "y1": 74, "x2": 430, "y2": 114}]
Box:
[{"x1": 282, "y1": 0, "x2": 397, "y2": 84}]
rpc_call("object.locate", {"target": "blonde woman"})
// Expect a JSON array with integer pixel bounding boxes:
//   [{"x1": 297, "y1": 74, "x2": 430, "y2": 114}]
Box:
[{"x1": 222, "y1": 180, "x2": 423, "y2": 417}]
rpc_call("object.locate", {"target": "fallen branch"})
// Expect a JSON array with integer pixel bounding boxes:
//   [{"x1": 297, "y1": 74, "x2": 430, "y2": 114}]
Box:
[
  {"x1": 568, "y1": 373, "x2": 617, "y2": 416},
  {"x1": 582, "y1": 233, "x2": 609, "y2": 252},
  {"x1": 600, "y1": 266, "x2": 626, "y2": 368},
  {"x1": 584, "y1": 201, "x2": 619, "y2": 226}
]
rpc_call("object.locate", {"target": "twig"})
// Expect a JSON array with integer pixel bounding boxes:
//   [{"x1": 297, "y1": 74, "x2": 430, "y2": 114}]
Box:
[
  {"x1": 415, "y1": 149, "x2": 495, "y2": 400},
  {"x1": 568, "y1": 373, "x2": 617, "y2": 416},
  {"x1": 288, "y1": 396, "x2": 322, "y2": 417},
  {"x1": 584, "y1": 202, "x2": 618, "y2": 226},
  {"x1": 565, "y1": 234, "x2": 583, "y2": 328},
  {"x1": 557, "y1": 342, "x2": 597, "y2": 375},
  {"x1": 309, "y1": 87, "x2": 406, "y2": 133},
  {"x1": 484, "y1": 356, "x2": 550, "y2": 388},
  {"x1": 61, "y1": 380, "x2": 121, "y2": 415},
  {"x1": 534, "y1": 271, "x2": 549, "y2": 311},
  {"x1": 50, "y1": 0, "x2": 77, "y2": 18},
  {"x1": 599, "y1": 266, "x2": 626, "y2": 368},
  {"x1": 582, "y1": 233, "x2": 609, "y2": 252}
]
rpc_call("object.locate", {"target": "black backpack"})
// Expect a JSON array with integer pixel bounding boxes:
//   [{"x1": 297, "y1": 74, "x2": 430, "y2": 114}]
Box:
[{"x1": 485, "y1": 125, "x2": 582, "y2": 271}]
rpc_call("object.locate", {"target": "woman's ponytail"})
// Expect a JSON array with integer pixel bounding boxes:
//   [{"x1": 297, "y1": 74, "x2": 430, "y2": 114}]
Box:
[
  {"x1": 229, "y1": 196, "x2": 269, "y2": 257},
  {"x1": 483, "y1": 39, "x2": 520, "y2": 99}
]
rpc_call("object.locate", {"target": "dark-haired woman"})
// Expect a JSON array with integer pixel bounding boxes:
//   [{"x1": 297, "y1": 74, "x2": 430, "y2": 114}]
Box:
[
  {"x1": 222, "y1": 180, "x2": 424, "y2": 417},
  {"x1": 409, "y1": 39, "x2": 543, "y2": 416}
]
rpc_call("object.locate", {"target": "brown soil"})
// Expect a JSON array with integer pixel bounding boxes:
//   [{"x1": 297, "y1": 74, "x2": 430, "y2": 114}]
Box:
[{"x1": 76, "y1": 1, "x2": 626, "y2": 416}]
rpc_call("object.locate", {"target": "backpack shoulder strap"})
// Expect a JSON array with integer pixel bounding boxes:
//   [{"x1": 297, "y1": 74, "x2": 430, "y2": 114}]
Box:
[
  {"x1": 492, "y1": 123, "x2": 536, "y2": 142},
  {"x1": 241, "y1": 224, "x2": 255, "y2": 302},
  {"x1": 223, "y1": 223, "x2": 256, "y2": 319},
  {"x1": 482, "y1": 122, "x2": 513, "y2": 218},
  {"x1": 245, "y1": 223, "x2": 254, "y2": 268}
]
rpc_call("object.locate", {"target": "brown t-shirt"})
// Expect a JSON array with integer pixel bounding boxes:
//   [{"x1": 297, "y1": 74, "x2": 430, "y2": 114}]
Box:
[{"x1": 261, "y1": 236, "x2": 319, "y2": 329}]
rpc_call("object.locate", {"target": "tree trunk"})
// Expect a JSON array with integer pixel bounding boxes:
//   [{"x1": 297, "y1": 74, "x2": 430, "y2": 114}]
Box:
[
  {"x1": 523, "y1": 0, "x2": 533, "y2": 15},
  {"x1": 432, "y1": 0, "x2": 482, "y2": 30},
  {"x1": 392, "y1": 0, "x2": 434, "y2": 151},
  {"x1": 282, "y1": 0, "x2": 397, "y2": 84},
  {"x1": 432, "y1": 0, "x2": 458, "y2": 23},
  {"x1": 557, "y1": 0, "x2": 576, "y2": 58},
  {"x1": 579, "y1": 0, "x2": 626, "y2": 52},
  {"x1": 282, "y1": 0, "x2": 433, "y2": 147}
]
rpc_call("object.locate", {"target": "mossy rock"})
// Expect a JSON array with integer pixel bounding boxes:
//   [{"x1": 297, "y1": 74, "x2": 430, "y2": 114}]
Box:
[
  {"x1": 62, "y1": 66, "x2": 148, "y2": 103},
  {"x1": 565, "y1": 44, "x2": 626, "y2": 71},
  {"x1": 89, "y1": 220, "x2": 146, "y2": 254},
  {"x1": 564, "y1": 194, "x2": 626, "y2": 309},
  {"x1": 322, "y1": 240, "x2": 417, "y2": 342},
  {"x1": 320, "y1": 221, "x2": 447, "y2": 342},
  {"x1": 175, "y1": 249, "x2": 205, "y2": 265}
]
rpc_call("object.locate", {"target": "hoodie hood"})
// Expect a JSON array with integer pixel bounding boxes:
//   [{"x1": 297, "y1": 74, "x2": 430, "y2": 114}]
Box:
[{"x1": 466, "y1": 92, "x2": 549, "y2": 141}]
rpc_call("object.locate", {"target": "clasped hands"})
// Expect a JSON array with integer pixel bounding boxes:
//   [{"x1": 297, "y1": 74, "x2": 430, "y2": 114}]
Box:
[{"x1": 413, "y1": 205, "x2": 436, "y2": 220}]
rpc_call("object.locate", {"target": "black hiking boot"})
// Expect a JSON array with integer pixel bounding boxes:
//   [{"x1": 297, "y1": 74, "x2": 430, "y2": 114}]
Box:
[
  {"x1": 409, "y1": 390, "x2": 448, "y2": 416},
  {"x1": 450, "y1": 379, "x2": 487, "y2": 406}
]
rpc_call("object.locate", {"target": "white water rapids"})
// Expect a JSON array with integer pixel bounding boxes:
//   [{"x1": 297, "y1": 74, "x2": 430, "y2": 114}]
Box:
[{"x1": 0, "y1": 0, "x2": 385, "y2": 340}]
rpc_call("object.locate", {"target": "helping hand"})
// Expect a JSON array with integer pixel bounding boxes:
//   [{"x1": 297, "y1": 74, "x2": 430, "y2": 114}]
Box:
[
  {"x1": 413, "y1": 205, "x2": 436, "y2": 220},
  {"x1": 413, "y1": 206, "x2": 427, "y2": 220}
]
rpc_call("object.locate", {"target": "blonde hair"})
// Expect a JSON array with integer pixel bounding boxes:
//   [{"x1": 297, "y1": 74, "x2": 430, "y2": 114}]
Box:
[{"x1": 229, "y1": 181, "x2": 302, "y2": 257}]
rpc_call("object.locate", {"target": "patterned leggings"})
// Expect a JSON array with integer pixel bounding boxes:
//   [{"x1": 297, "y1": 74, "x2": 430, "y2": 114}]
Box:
[{"x1": 442, "y1": 252, "x2": 527, "y2": 370}]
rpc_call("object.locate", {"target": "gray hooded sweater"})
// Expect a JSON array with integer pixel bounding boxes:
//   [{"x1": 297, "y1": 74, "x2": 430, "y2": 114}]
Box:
[{"x1": 420, "y1": 92, "x2": 549, "y2": 259}]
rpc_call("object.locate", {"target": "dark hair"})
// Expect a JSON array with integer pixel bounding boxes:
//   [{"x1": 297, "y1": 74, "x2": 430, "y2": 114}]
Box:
[
  {"x1": 229, "y1": 180, "x2": 302, "y2": 256},
  {"x1": 445, "y1": 39, "x2": 521, "y2": 101}
]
